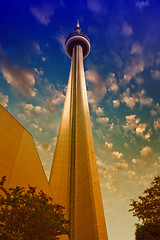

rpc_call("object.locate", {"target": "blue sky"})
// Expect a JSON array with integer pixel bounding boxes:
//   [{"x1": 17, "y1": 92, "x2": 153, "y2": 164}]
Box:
[{"x1": 0, "y1": 0, "x2": 160, "y2": 239}]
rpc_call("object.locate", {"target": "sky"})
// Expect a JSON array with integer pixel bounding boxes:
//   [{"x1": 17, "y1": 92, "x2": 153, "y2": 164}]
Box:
[{"x1": 0, "y1": 0, "x2": 160, "y2": 239}]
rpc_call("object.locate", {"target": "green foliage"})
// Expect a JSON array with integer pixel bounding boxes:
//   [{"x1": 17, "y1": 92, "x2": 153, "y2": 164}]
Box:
[
  {"x1": 0, "y1": 176, "x2": 69, "y2": 240},
  {"x1": 130, "y1": 176, "x2": 160, "y2": 240}
]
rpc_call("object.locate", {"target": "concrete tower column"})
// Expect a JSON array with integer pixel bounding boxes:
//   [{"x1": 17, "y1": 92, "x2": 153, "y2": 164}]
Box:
[{"x1": 49, "y1": 22, "x2": 108, "y2": 240}]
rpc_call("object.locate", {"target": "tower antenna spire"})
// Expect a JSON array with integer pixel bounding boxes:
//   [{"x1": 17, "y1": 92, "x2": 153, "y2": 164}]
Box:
[{"x1": 76, "y1": 19, "x2": 80, "y2": 28}]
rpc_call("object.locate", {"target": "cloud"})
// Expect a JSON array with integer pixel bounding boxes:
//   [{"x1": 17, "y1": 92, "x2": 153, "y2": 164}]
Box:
[
  {"x1": 45, "y1": 84, "x2": 65, "y2": 111},
  {"x1": 144, "y1": 129, "x2": 151, "y2": 141},
  {"x1": 130, "y1": 43, "x2": 143, "y2": 55},
  {"x1": 0, "y1": 56, "x2": 36, "y2": 97},
  {"x1": 31, "y1": 4, "x2": 54, "y2": 25},
  {"x1": 96, "y1": 117, "x2": 109, "y2": 124},
  {"x1": 0, "y1": 92, "x2": 8, "y2": 107},
  {"x1": 136, "y1": 1, "x2": 150, "y2": 9},
  {"x1": 154, "y1": 118, "x2": 160, "y2": 131},
  {"x1": 56, "y1": 33, "x2": 66, "y2": 51},
  {"x1": 123, "y1": 114, "x2": 151, "y2": 140},
  {"x1": 32, "y1": 41, "x2": 42, "y2": 54},
  {"x1": 122, "y1": 21, "x2": 133, "y2": 36},
  {"x1": 109, "y1": 123, "x2": 114, "y2": 131},
  {"x1": 23, "y1": 103, "x2": 47, "y2": 122},
  {"x1": 97, "y1": 158, "x2": 119, "y2": 192},
  {"x1": 151, "y1": 70, "x2": 160, "y2": 81},
  {"x1": 37, "y1": 137, "x2": 57, "y2": 153},
  {"x1": 138, "y1": 89, "x2": 153, "y2": 106},
  {"x1": 140, "y1": 146, "x2": 152, "y2": 157},
  {"x1": 123, "y1": 114, "x2": 140, "y2": 131},
  {"x1": 136, "y1": 123, "x2": 147, "y2": 136},
  {"x1": 24, "y1": 103, "x2": 46, "y2": 114},
  {"x1": 105, "y1": 141, "x2": 113, "y2": 149},
  {"x1": 111, "y1": 160, "x2": 128, "y2": 173},
  {"x1": 132, "y1": 159, "x2": 137, "y2": 164},
  {"x1": 42, "y1": 57, "x2": 47, "y2": 62},
  {"x1": 128, "y1": 170, "x2": 136, "y2": 178},
  {"x1": 106, "y1": 177, "x2": 118, "y2": 192},
  {"x1": 94, "y1": 106, "x2": 104, "y2": 116},
  {"x1": 34, "y1": 68, "x2": 44, "y2": 76},
  {"x1": 113, "y1": 99, "x2": 120, "y2": 108},
  {"x1": 112, "y1": 151, "x2": 123, "y2": 159},
  {"x1": 123, "y1": 59, "x2": 144, "y2": 83},
  {"x1": 106, "y1": 73, "x2": 119, "y2": 93},
  {"x1": 121, "y1": 88, "x2": 138, "y2": 109},
  {"x1": 30, "y1": 123, "x2": 42, "y2": 133},
  {"x1": 135, "y1": 77, "x2": 144, "y2": 85},
  {"x1": 120, "y1": 88, "x2": 152, "y2": 109},
  {"x1": 87, "y1": 0, "x2": 102, "y2": 13},
  {"x1": 85, "y1": 69, "x2": 107, "y2": 106}
]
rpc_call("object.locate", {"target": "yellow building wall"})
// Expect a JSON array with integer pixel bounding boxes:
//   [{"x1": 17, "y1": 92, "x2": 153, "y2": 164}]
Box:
[{"x1": 0, "y1": 104, "x2": 52, "y2": 196}]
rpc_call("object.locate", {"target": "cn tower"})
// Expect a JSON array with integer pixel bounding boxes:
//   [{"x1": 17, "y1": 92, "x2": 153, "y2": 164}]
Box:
[{"x1": 49, "y1": 22, "x2": 108, "y2": 240}]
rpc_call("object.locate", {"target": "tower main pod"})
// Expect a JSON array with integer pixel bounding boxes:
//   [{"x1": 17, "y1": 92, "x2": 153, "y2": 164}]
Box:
[{"x1": 49, "y1": 23, "x2": 108, "y2": 240}]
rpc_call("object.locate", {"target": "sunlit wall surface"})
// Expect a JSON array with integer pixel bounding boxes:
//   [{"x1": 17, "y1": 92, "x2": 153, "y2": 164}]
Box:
[{"x1": 0, "y1": 104, "x2": 52, "y2": 196}]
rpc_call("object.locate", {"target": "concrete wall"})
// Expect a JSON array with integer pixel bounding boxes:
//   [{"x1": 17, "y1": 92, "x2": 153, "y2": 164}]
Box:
[{"x1": 0, "y1": 104, "x2": 52, "y2": 196}]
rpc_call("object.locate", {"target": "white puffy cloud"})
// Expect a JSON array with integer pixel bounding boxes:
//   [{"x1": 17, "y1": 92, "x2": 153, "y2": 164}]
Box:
[
  {"x1": 151, "y1": 70, "x2": 160, "y2": 80},
  {"x1": 106, "y1": 73, "x2": 119, "y2": 93},
  {"x1": 154, "y1": 118, "x2": 160, "y2": 130},
  {"x1": 0, "y1": 92, "x2": 8, "y2": 107},
  {"x1": 121, "y1": 88, "x2": 138, "y2": 109},
  {"x1": 128, "y1": 170, "x2": 136, "y2": 178},
  {"x1": 96, "y1": 117, "x2": 109, "y2": 124},
  {"x1": 113, "y1": 99, "x2": 120, "y2": 108},
  {"x1": 123, "y1": 114, "x2": 151, "y2": 140},
  {"x1": 111, "y1": 160, "x2": 128, "y2": 173},
  {"x1": 42, "y1": 57, "x2": 47, "y2": 62},
  {"x1": 24, "y1": 103, "x2": 46, "y2": 114},
  {"x1": 130, "y1": 43, "x2": 143, "y2": 55},
  {"x1": 136, "y1": 123, "x2": 147, "y2": 136},
  {"x1": 112, "y1": 151, "x2": 123, "y2": 159},
  {"x1": 0, "y1": 52, "x2": 36, "y2": 97},
  {"x1": 85, "y1": 69, "x2": 107, "y2": 105},
  {"x1": 106, "y1": 177, "x2": 119, "y2": 192},
  {"x1": 136, "y1": 1, "x2": 150, "y2": 9},
  {"x1": 122, "y1": 21, "x2": 133, "y2": 36},
  {"x1": 34, "y1": 67, "x2": 43, "y2": 75},
  {"x1": 140, "y1": 146, "x2": 152, "y2": 157},
  {"x1": 123, "y1": 60, "x2": 144, "y2": 83},
  {"x1": 121, "y1": 88, "x2": 152, "y2": 109},
  {"x1": 56, "y1": 33, "x2": 66, "y2": 51},
  {"x1": 109, "y1": 123, "x2": 114, "y2": 131},
  {"x1": 123, "y1": 115, "x2": 140, "y2": 131},
  {"x1": 30, "y1": 123, "x2": 42, "y2": 133},
  {"x1": 32, "y1": 41, "x2": 42, "y2": 55},
  {"x1": 144, "y1": 130, "x2": 151, "y2": 141},
  {"x1": 37, "y1": 137, "x2": 57, "y2": 153},
  {"x1": 31, "y1": 4, "x2": 54, "y2": 25},
  {"x1": 45, "y1": 84, "x2": 65, "y2": 111},
  {"x1": 135, "y1": 77, "x2": 144, "y2": 85},
  {"x1": 105, "y1": 141, "x2": 113, "y2": 149},
  {"x1": 132, "y1": 159, "x2": 137, "y2": 164},
  {"x1": 138, "y1": 89, "x2": 153, "y2": 106},
  {"x1": 94, "y1": 106, "x2": 104, "y2": 116}
]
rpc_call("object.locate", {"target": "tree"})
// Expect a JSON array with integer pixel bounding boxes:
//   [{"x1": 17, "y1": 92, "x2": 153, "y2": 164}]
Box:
[
  {"x1": 129, "y1": 176, "x2": 160, "y2": 240},
  {"x1": 0, "y1": 176, "x2": 69, "y2": 240}
]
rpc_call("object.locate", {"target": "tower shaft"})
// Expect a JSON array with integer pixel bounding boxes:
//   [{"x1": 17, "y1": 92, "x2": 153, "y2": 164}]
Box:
[{"x1": 49, "y1": 44, "x2": 108, "y2": 240}]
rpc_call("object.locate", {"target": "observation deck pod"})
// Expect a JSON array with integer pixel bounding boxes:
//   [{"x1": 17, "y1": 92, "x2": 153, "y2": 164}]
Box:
[{"x1": 65, "y1": 23, "x2": 90, "y2": 59}]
